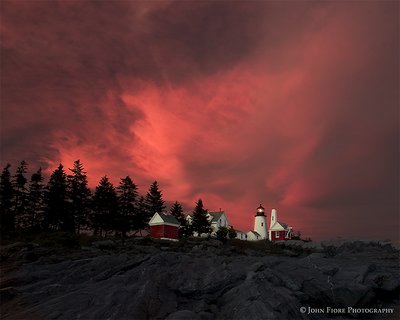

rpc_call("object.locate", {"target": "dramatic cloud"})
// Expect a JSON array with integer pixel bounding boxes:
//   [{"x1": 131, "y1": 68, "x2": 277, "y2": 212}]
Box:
[{"x1": 1, "y1": 1, "x2": 398, "y2": 240}]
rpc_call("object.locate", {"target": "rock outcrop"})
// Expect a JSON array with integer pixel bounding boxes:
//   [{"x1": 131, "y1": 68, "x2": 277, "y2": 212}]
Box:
[{"x1": 1, "y1": 239, "x2": 399, "y2": 319}]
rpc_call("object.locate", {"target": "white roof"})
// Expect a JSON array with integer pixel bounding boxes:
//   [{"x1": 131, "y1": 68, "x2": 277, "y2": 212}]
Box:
[
  {"x1": 149, "y1": 212, "x2": 180, "y2": 227},
  {"x1": 269, "y1": 221, "x2": 290, "y2": 231}
]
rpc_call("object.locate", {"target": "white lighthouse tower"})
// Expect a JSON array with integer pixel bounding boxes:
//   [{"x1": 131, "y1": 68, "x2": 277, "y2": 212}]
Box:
[{"x1": 254, "y1": 204, "x2": 267, "y2": 239}]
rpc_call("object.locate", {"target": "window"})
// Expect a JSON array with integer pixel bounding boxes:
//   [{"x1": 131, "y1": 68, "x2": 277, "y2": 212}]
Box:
[{"x1": 275, "y1": 231, "x2": 280, "y2": 238}]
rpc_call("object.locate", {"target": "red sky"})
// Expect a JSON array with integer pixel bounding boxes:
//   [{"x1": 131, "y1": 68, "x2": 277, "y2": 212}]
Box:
[{"x1": 1, "y1": 1, "x2": 398, "y2": 241}]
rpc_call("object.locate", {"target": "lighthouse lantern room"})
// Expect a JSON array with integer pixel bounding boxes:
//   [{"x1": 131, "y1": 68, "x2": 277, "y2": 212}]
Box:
[{"x1": 254, "y1": 204, "x2": 267, "y2": 239}]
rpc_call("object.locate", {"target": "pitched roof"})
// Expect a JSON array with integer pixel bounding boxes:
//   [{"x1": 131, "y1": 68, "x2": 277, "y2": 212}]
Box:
[
  {"x1": 247, "y1": 231, "x2": 261, "y2": 237},
  {"x1": 270, "y1": 221, "x2": 290, "y2": 231},
  {"x1": 157, "y1": 212, "x2": 180, "y2": 225},
  {"x1": 208, "y1": 211, "x2": 224, "y2": 222}
]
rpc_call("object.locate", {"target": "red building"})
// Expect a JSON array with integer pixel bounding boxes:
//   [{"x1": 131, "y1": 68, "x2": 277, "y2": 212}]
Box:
[
  {"x1": 149, "y1": 212, "x2": 180, "y2": 241},
  {"x1": 270, "y1": 228, "x2": 291, "y2": 241}
]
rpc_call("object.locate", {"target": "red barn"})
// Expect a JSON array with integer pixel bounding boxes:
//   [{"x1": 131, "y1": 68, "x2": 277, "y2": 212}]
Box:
[
  {"x1": 269, "y1": 208, "x2": 292, "y2": 241},
  {"x1": 149, "y1": 212, "x2": 180, "y2": 241}
]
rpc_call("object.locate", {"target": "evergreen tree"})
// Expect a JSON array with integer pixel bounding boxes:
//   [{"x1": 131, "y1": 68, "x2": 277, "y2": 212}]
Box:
[
  {"x1": 92, "y1": 176, "x2": 118, "y2": 237},
  {"x1": 170, "y1": 201, "x2": 185, "y2": 224},
  {"x1": 216, "y1": 226, "x2": 228, "y2": 243},
  {"x1": 27, "y1": 168, "x2": 45, "y2": 231},
  {"x1": 135, "y1": 195, "x2": 148, "y2": 235},
  {"x1": 12, "y1": 160, "x2": 29, "y2": 230},
  {"x1": 170, "y1": 201, "x2": 189, "y2": 238},
  {"x1": 116, "y1": 176, "x2": 138, "y2": 239},
  {"x1": 228, "y1": 226, "x2": 237, "y2": 239},
  {"x1": 67, "y1": 160, "x2": 91, "y2": 234},
  {"x1": 0, "y1": 164, "x2": 14, "y2": 234},
  {"x1": 144, "y1": 181, "x2": 166, "y2": 224},
  {"x1": 44, "y1": 164, "x2": 70, "y2": 231},
  {"x1": 191, "y1": 199, "x2": 211, "y2": 236}
]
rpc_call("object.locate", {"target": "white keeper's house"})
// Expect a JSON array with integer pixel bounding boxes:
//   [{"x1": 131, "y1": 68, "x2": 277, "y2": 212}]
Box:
[{"x1": 186, "y1": 209, "x2": 230, "y2": 236}]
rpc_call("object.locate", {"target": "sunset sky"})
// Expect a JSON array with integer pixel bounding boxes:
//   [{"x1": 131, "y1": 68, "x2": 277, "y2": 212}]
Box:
[{"x1": 1, "y1": 1, "x2": 398, "y2": 241}]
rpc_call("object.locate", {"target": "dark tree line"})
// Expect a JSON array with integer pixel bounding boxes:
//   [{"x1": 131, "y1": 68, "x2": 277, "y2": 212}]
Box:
[
  {"x1": 0, "y1": 160, "x2": 213, "y2": 239},
  {"x1": 0, "y1": 160, "x2": 169, "y2": 238}
]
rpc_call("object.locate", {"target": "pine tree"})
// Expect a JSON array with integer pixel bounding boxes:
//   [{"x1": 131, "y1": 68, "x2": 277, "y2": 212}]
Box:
[
  {"x1": 27, "y1": 168, "x2": 45, "y2": 231},
  {"x1": 191, "y1": 199, "x2": 211, "y2": 236},
  {"x1": 216, "y1": 226, "x2": 228, "y2": 243},
  {"x1": 135, "y1": 195, "x2": 147, "y2": 235},
  {"x1": 67, "y1": 160, "x2": 91, "y2": 234},
  {"x1": 44, "y1": 164, "x2": 70, "y2": 231},
  {"x1": 228, "y1": 226, "x2": 237, "y2": 239},
  {"x1": 116, "y1": 176, "x2": 138, "y2": 239},
  {"x1": 12, "y1": 160, "x2": 29, "y2": 230},
  {"x1": 0, "y1": 164, "x2": 14, "y2": 235},
  {"x1": 144, "y1": 181, "x2": 166, "y2": 224},
  {"x1": 170, "y1": 201, "x2": 185, "y2": 225},
  {"x1": 92, "y1": 176, "x2": 118, "y2": 237},
  {"x1": 170, "y1": 201, "x2": 189, "y2": 238}
]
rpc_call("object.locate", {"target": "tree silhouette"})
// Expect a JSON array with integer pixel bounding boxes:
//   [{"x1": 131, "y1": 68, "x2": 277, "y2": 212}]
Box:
[
  {"x1": 144, "y1": 181, "x2": 166, "y2": 224},
  {"x1": 92, "y1": 176, "x2": 118, "y2": 237},
  {"x1": 216, "y1": 226, "x2": 228, "y2": 243},
  {"x1": 27, "y1": 168, "x2": 45, "y2": 231},
  {"x1": 12, "y1": 160, "x2": 29, "y2": 230},
  {"x1": 67, "y1": 160, "x2": 91, "y2": 234},
  {"x1": 44, "y1": 164, "x2": 70, "y2": 231},
  {"x1": 228, "y1": 226, "x2": 237, "y2": 239},
  {"x1": 135, "y1": 195, "x2": 148, "y2": 235},
  {"x1": 191, "y1": 199, "x2": 211, "y2": 236},
  {"x1": 170, "y1": 201, "x2": 189, "y2": 238},
  {"x1": 0, "y1": 164, "x2": 14, "y2": 234},
  {"x1": 117, "y1": 176, "x2": 138, "y2": 239},
  {"x1": 170, "y1": 201, "x2": 185, "y2": 224}
]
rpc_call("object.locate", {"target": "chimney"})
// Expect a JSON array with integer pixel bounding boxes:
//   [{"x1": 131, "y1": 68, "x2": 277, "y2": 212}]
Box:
[{"x1": 271, "y1": 208, "x2": 277, "y2": 226}]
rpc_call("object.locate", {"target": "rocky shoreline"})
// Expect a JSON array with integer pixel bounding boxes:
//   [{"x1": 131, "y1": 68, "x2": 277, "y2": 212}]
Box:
[{"x1": 1, "y1": 238, "x2": 399, "y2": 319}]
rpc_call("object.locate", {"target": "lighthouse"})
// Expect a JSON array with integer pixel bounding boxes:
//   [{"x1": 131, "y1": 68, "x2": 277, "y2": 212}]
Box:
[{"x1": 254, "y1": 204, "x2": 267, "y2": 239}]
